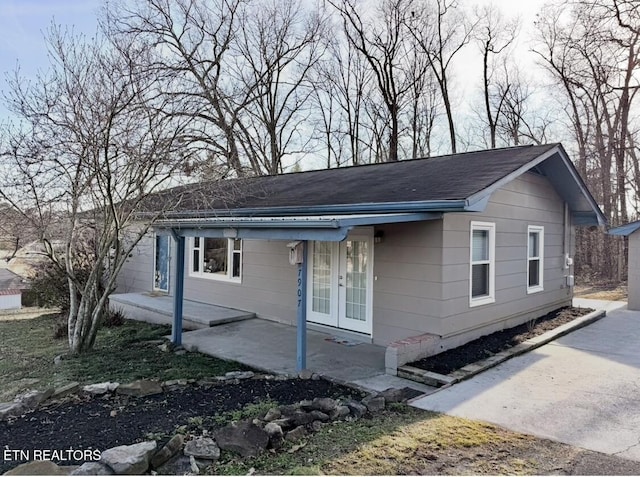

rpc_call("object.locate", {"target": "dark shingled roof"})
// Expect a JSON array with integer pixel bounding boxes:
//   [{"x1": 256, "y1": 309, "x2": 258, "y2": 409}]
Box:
[{"x1": 156, "y1": 144, "x2": 559, "y2": 216}]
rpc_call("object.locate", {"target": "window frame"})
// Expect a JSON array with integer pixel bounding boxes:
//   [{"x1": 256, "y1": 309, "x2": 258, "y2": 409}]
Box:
[
  {"x1": 469, "y1": 221, "x2": 496, "y2": 307},
  {"x1": 188, "y1": 237, "x2": 242, "y2": 283},
  {"x1": 527, "y1": 225, "x2": 544, "y2": 294}
]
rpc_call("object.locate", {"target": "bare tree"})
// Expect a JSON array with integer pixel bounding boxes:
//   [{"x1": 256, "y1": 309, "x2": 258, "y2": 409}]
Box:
[
  {"x1": 233, "y1": 0, "x2": 326, "y2": 175},
  {"x1": 535, "y1": 0, "x2": 640, "y2": 281},
  {"x1": 328, "y1": 0, "x2": 419, "y2": 162},
  {"x1": 311, "y1": 16, "x2": 373, "y2": 166},
  {"x1": 409, "y1": 0, "x2": 476, "y2": 154},
  {"x1": 0, "y1": 27, "x2": 190, "y2": 353},
  {"x1": 106, "y1": 0, "x2": 249, "y2": 177},
  {"x1": 474, "y1": 5, "x2": 518, "y2": 148}
]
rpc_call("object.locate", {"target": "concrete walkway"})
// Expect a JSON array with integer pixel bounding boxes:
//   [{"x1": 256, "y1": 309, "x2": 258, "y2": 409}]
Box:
[
  {"x1": 412, "y1": 299, "x2": 640, "y2": 461},
  {"x1": 179, "y1": 318, "x2": 435, "y2": 394}
]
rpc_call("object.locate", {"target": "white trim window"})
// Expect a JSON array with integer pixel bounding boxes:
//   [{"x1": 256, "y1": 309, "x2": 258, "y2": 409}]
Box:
[
  {"x1": 190, "y1": 237, "x2": 242, "y2": 282},
  {"x1": 469, "y1": 221, "x2": 496, "y2": 307},
  {"x1": 527, "y1": 226, "x2": 544, "y2": 293}
]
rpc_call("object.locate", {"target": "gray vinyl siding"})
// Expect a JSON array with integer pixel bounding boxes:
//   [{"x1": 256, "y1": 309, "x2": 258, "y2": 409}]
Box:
[
  {"x1": 183, "y1": 239, "x2": 298, "y2": 324},
  {"x1": 371, "y1": 220, "x2": 444, "y2": 345},
  {"x1": 115, "y1": 233, "x2": 155, "y2": 293},
  {"x1": 438, "y1": 172, "x2": 573, "y2": 339}
]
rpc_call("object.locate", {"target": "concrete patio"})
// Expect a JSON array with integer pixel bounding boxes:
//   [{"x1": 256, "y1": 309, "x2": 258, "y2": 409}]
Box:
[
  {"x1": 110, "y1": 292, "x2": 255, "y2": 330},
  {"x1": 179, "y1": 318, "x2": 435, "y2": 394}
]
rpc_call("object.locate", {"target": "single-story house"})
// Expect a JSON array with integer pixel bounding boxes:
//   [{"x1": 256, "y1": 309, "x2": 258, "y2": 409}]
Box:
[
  {"x1": 609, "y1": 221, "x2": 640, "y2": 309},
  {"x1": 113, "y1": 143, "x2": 605, "y2": 374},
  {"x1": 0, "y1": 268, "x2": 28, "y2": 310}
]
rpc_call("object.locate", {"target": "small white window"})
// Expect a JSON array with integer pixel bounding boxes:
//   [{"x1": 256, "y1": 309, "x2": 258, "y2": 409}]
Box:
[
  {"x1": 470, "y1": 221, "x2": 495, "y2": 307},
  {"x1": 527, "y1": 226, "x2": 544, "y2": 293},
  {"x1": 190, "y1": 237, "x2": 242, "y2": 282}
]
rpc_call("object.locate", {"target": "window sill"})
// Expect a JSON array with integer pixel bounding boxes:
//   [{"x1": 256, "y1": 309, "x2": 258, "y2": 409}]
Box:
[
  {"x1": 527, "y1": 286, "x2": 544, "y2": 294},
  {"x1": 469, "y1": 295, "x2": 495, "y2": 308},
  {"x1": 189, "y1": 273, "x2": 241, "y2": 284}
]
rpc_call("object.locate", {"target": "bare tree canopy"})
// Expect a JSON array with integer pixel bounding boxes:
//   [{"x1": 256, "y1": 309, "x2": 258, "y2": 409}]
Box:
[{"x1": 0, "y1": 26, "x2": 192, "y2": 353}]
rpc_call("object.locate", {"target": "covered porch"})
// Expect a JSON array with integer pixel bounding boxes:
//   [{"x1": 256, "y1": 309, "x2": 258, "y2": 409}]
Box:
[
  {"x1": 178, "y1": 317, "x2": 435, "y2": 393},
  {"x1": 155, "y1": 212, "x2": 441, "y2": 374}
]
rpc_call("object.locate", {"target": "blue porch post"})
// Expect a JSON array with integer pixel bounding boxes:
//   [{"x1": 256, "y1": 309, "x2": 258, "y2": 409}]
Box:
[
  {"x1": 296, "y1": 241, "x2": 308, "y2": 371},
  {"x1": 171, "y1": 234, "x2": 186, "y2": 346}
]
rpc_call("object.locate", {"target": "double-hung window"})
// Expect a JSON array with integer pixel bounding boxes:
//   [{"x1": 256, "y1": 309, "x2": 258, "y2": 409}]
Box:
[
  {"x1": 527, "y1": 226, "x2": 544, "y2": 293},
  {"x1": 190, "y1": 237, "x2": 242, "y2": 282},
  {"x1": 470, "y1": 221, "x2": 495, "y2": 307}
]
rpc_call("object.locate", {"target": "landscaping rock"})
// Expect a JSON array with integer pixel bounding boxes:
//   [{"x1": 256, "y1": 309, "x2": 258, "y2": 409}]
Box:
[
  {"x1": 70, "y1": 462, "x2": 114, "y2": 475},
  {"x1": 14, "y1": 388, "x2": 54, "y2": 409},
  {"x1": 263, "y1": 407, "x2": 282, "y2": 422},
  {"x1": 379, "y1": 387, "x2": 408, "y2": 403},
  {"x1": 154, "y1": 455, "x2": 193, "y2": 476},
  {"x1": 4, "y1": 460, "x2": 71, "y2": 475},
  {"x1": 311, "y1": 397, "x2": 338, "y2": 413},
  {"x1": 263, "y1": 421, "x2": 284, "y2": 439},
  {"x1": 285, "y1": 425, "x2": 307, "y2": 442},
  {"x1": 52, "y1": 382, "x2": 80, "y2": 400},
  {"x1": 223, "y1": 371, "x2": 255, "y2": 380},
  {"x1": 116, "y1": 380, "x2": 163, "y2": 398},
  {"x1": 311, "y1": 420, "x2": 325, "y2": 432},
  {"x1": 214, "y1": 421, "x2": 269, "y2": 458},
  {"x1": 311, "y1": 373, "x2": 321, "y2": 380},
  {"x1": 54, "y1": 354, "x2": 65, "y2": 366},
  {"x1": 363, "y1": 395, "x2": 386, "y2": 413},
  {"x1": 174, "y1": 349, "x2": 187, "y2": 356},
  {"x1": 345, "y1": 400, "x2": 368, "y2": 418},
  {"x1": 161, "y1": 379, "x2": 188, "y2": 392},
  {"x1": 298, "y1": 370, "x2": 314, "y2": 380},
  {"x1": 290, "y1": 410, "x2": 315, "y2": 427},
  {"x1": 279, "y1": 404, "x2": 298, "y2": 417},
  {"x1": 100, "y1": 441, "x2": 157, "y2": 475},
  {"x1": 157, "y1": 342, "x2": 172, "y2": 353},
  {"x1": 309, "y1": 410, "x2": 330, "y2": 422},
  {"x1": 150, "y1": 434, "x2": 184, "y2": 469},
  {"x1": 0, "y1": 402, "x2": 24, "y2": 420},
  {"x1": 329, "y1": 405, "x2": 350, "y2": 420},
  {"x1": 189, "y1": 455, "x2": 205, "y2": 474},
  {"x1": 82, "y1": 382, "x2": 119, "y2": 395},
  {"x1": 270, "y1": 418, "x2": 293, "y2": 430},
  {"x1": 184, "y1": 437, "x2": 220, "y2": 461}
]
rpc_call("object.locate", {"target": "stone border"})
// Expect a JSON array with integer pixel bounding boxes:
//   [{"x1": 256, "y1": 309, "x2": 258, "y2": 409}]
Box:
[
  {"x1": 397, "y1": 308, "x2": 606, "y2": 389},
  {"x1": 2, "y1": 373, "x2": 412, "y2": 476}
]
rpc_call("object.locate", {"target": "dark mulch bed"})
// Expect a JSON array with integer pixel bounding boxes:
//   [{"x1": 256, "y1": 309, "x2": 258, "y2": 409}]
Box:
[
  {"x1": 409, "y1": 306, "x2": 593, "y2": 375},
  {"x1": 0, "y1": 378, "x2": 362, "y2": 474}
]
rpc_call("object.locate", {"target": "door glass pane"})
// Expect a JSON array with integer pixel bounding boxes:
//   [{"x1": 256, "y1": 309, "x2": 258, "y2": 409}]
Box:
[
  {"x1": 312, "y1": 241, "x2": 331, "y2": 314},
  {"x1": 472, "y1": 230, "x2": 488, "y2": 261},
  {"x1": 154, "y1": 235, "x2": 169, "y2": 291},
  {"x1": 345, "y1": 240, "x2": 367, "y2": 321}
]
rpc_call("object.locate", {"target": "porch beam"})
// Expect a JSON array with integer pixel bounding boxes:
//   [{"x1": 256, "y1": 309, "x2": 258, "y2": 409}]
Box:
[
  {"x1": 296, "y1": 240, "x2": 308, "y2": 371},
  {"x1": 171, "y1": 234, "x2": 186, "y2": 346}
]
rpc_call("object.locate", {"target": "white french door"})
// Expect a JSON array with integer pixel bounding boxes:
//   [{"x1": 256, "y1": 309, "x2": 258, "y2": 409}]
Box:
[{"x1": 306, "y1": 233, "x2": 373, "y2": 335}]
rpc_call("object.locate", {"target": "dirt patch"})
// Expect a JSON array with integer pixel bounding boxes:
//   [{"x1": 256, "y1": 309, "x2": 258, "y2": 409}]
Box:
[
  {"x1": 408, "y1": 306, "x2": 593, "y2": 375},
  {"x1": 575, "y1": 284, "x2": 628, "y2": 301},
  {"x1": 0, "y1": 378, "x2": 362, "y2": 474}
]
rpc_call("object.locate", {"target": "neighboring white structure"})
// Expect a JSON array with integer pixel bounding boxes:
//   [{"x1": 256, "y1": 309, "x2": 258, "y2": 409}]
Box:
[{"x1": 0, "y1": 269, "x2": 26, "y2": 310}]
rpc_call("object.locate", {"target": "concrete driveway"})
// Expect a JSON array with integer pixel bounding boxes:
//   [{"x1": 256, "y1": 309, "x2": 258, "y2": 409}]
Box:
[{"x1": 411, "y1": 299, "x2": 640, "y2": 461}]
